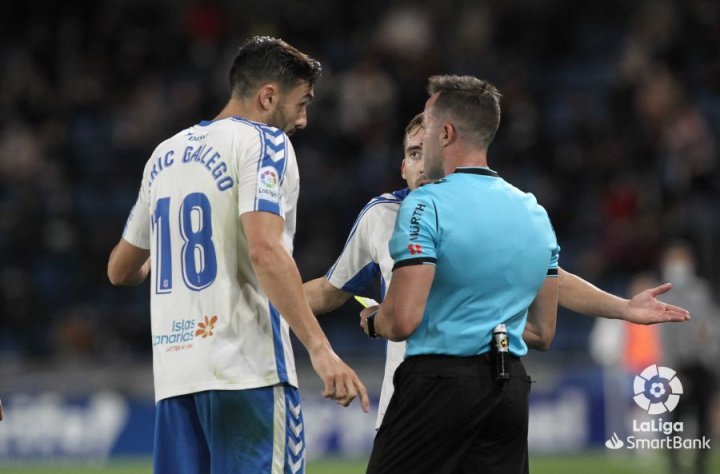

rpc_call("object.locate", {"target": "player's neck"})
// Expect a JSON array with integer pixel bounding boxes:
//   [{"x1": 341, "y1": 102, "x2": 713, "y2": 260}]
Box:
[{"x1": 214, "y1": 97, "x2": 265, "y2": 123}]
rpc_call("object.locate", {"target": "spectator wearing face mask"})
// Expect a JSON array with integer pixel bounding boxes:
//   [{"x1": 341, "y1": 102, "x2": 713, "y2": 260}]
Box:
[{"x1": 659, "y1": 240, "x2": 719, "y2": 474}]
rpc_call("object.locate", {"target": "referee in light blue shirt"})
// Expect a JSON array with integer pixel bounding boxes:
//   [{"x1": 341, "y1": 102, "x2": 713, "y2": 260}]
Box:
[{"x1": 361, "y1": 75, "x2": 560, "y2": 474}]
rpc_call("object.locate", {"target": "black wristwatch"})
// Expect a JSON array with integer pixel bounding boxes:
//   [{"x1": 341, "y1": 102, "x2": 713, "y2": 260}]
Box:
[{"x1": 366, "y1": 311, "x2": 379, "y2": 339}]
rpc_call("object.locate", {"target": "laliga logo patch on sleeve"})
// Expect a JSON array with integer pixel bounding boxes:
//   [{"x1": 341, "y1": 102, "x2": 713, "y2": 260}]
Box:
[{"x1": 257, "y1": 166, "x2": 280, "y2": 201}]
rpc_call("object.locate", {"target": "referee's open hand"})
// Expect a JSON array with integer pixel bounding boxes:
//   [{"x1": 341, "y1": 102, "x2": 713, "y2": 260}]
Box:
[
  {"x1": 623, "y1": 283, "x2": 691, "y2": 325},
  {"x1": 309, "y1": 343, "x2": 370, "y2": 412}
]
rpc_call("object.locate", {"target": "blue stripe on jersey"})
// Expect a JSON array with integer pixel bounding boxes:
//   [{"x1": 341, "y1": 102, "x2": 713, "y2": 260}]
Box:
[
  {"x1": 380, "y1": 274, "x2": 387, "y2": 300},
  {"x1": 339, "y1": 261, "x2": 380, "y2": 294},
  {"x1": 226, "y1": 117, "x2": 287, "y2": 215},
  {"x1": 269, "y1": 303, "x2": 289, "y2": 383},
  {"x1": 284, "y1": 386, "x2": 305, "y2": 474},
  {"x1": 325, "y1": 191, "x2": 407, "y2": 280},
  {"x1": 256, "y1": 126, "x2": 287, "y2": 215}
]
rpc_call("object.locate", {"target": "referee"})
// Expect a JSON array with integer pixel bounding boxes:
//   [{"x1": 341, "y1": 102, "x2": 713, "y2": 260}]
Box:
[{"x1": 361, "y1": 75, "x2": 560, "y2": 474}]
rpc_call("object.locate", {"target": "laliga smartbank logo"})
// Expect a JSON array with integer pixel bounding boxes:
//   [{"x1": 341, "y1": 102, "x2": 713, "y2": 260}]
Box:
[
  {"x1": 605, "y1": 364, "x2": 711, "y2": 451},
  {"x1": 632, "y1": 364, "x2": 683, "y2": 414},
  {"x1": 152, "y1": 315, "x2": 218, "y2": 352}
]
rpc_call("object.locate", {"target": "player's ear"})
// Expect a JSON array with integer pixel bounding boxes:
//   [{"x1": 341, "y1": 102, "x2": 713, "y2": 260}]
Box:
[
  {"x1": 401, "y1": 159, "x2": 407, "y2": 179},
  {"x1": 258, "y1": 84, "x2": 277, "y2": 112}
]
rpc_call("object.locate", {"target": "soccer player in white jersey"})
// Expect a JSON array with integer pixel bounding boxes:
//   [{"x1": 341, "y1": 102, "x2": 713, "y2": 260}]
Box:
[
  {"x1": 107, "y1": 36, "x2": 368, "y2": 474},
  {"x1": 305, "y1": 113, "x2": 690, "y2": 429}
]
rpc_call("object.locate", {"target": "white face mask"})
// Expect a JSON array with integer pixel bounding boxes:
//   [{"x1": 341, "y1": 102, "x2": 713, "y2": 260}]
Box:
[{"x1": 662, "y1": 262, "x2": 693, "y2": 287}]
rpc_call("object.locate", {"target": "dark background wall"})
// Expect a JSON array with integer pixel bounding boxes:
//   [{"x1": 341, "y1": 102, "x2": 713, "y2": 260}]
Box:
[{"x1": 1, "y1": 0, "x2": 719, "y2": 363}]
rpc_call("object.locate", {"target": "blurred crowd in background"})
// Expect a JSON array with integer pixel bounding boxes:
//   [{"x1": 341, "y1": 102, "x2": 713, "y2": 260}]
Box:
[{"x1": 1, "y1": 0, "x2": 719, "y2": 364}]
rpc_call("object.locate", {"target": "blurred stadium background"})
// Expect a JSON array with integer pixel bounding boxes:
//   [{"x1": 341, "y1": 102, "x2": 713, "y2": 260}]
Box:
[{"x1": 1, "y1": 0, "x2": 719, "y2": 472}]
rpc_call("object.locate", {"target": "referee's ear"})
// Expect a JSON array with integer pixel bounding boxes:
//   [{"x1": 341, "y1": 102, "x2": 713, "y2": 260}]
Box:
[{"x1": 441, "y1": 122, "x2": 456, "y2": 147}]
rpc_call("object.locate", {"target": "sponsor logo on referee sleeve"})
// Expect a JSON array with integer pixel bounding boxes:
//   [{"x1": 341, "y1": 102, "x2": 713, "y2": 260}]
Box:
[
  {"x1": 408, "y1": 203, "x2": 426, "y2": 240},
  {"x1": 407, "y1": 244, "x2": 423, "y2": 255},
  {"x1": 604, "y1": 364, "x2": 711, "y2": 451}
]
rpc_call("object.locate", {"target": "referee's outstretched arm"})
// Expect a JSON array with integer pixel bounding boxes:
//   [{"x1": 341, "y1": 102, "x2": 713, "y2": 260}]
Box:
[{"x1": 523, "y1": 276, "x2": 559, "y2": 351}]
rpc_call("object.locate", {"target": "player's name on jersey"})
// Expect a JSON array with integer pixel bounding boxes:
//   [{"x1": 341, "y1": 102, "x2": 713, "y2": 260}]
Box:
[{"x1": 147, "y1": 144, "x2": 234, "y2": 192}]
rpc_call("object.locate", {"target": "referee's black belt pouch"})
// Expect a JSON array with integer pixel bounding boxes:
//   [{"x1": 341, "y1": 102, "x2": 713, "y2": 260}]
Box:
[{"x1": 397, "y1": 353, "x2": 526, "y2": 380}]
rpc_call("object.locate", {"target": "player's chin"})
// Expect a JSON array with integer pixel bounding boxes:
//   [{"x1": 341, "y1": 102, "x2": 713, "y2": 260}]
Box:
[{"x1": 417, "y1": 178, "x2": 430, "y2": 187}]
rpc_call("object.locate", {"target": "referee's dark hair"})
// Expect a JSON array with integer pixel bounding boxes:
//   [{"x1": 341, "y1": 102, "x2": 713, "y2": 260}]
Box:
[
  {"x1": 229, "y1": 36, "x2": 322, "y2": 98},
  {"x1": 427, "y1": 75, "x2": 501, "y2": 150}
]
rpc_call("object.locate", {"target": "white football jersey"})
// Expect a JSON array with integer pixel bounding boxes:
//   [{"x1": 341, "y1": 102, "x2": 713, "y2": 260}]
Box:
[
  {"x1": 325, "y1": 189, "x2": 409, "y2": 428},
  {"x1": 122, "y1": 117, "x2": 299, "y2": 402}
]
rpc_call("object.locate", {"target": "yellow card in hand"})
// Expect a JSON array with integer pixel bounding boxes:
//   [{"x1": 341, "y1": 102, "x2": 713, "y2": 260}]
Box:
[{"x1": 354, "y1": 295, "x2": 379, "y2": 308}]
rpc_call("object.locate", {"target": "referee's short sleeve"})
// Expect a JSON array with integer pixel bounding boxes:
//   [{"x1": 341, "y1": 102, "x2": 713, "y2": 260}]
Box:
[
  {"x1": 547, "y1": 232, "x2": 560, "y2": 277},
  {"x1": 389, "y1": 191, "x2": 437, "y2": 270}
]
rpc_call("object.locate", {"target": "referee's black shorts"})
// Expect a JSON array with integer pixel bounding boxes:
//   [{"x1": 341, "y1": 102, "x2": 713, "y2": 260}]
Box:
[{"x1": 366, "y1": 353, "x2": 531, "y2": 474}]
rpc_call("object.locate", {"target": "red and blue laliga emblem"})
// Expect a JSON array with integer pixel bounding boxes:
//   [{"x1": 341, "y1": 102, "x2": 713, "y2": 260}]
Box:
[{"x1": 261, "y1": 169, "x2": 277, "y2": 188}]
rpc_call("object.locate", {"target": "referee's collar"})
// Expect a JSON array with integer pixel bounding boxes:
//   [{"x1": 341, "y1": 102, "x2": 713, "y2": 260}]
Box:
[{"x1": 453, "y1": 167, "x2": 499, "y2": 177}]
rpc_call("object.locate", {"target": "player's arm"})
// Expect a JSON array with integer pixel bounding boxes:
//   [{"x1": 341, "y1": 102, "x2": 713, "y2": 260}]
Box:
[
  {"x1": 361, "y1": 264, "x2": 435, "y2": 341},
  {"x1": 107, "y1": 239, "x2": 150, "y2": 286},
  {"x1": 558, "y1": 268, "x2": 690, "y2": 324},
  {"x1": 303, "y1": 277, "x2": 352, "y2": 315},
  {"x1": 307, "y1": 197, "x2": 384, "y2": 315},
  {"x1": 523, "y1": 276, "x2": 559, "y2": 351},
  {"x1": 242, "y1": 211, "x2": 369, "y2": 412}
]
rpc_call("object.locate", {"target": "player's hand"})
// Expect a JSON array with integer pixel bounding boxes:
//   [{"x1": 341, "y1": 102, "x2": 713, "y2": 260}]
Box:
[
  {"x1": 622, "y1": 283, "x2": 691, "y2": 325},
  {"x1": 359, "y1": 305, "x2": 380, "y2": 336},
  {"x1": 309, "y1": 344, "x2": 370, "y2": 413}
]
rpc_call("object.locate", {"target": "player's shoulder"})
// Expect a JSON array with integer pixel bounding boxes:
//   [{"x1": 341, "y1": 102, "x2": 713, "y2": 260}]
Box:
[
  {"x1": 153, "y1": 127, "x2": 190, "y2": 151},
  {"x1": 142, "y1": 129, "x2": 188, "y2": 172},
  {"x1": 365, "y1": 188, "x2": 408, "y2": 210},
  {"x1": 376, "y1": 187, "x2": 409, "y2": 203},
  {"x1": 225, "y1": 117, "x2": 288, "y2": 141},
  {"x1": 189, "y1": 117, "x2": 288, "y2": 143},
  {"x1": 353, "y1": 188, "x2": 408, "y2": 224}
]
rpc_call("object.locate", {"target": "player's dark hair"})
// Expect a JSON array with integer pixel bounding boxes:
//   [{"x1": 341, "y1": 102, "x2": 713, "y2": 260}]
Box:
[
  {"x1": 229, "y1": 36, "x2": 321, "y2": 98},
  {"x1": 427, "y1": 75, "x2": 501, "y2": 149},
  {"x1": 403, "y1": 113, "x2": 424, "y2": 150}
]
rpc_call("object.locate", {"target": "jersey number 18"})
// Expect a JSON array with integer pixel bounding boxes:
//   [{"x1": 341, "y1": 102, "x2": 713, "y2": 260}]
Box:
[{"x1": 153, "y1": 192, "x2": 218, "y2": 293}]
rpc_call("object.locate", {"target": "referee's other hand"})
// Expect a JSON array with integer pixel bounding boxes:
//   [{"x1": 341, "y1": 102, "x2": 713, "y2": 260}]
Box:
[
  {"x1": 359, "y1": 305, "x2": 380, "y2": 337},
  {"x1": 624, "y1": 283, "x2": 691, "y2": 325},
  {"x1": 310, "y1": 344, "x2": 370, "y2": 412}
]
